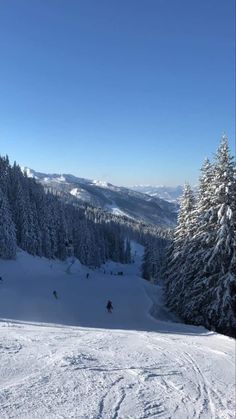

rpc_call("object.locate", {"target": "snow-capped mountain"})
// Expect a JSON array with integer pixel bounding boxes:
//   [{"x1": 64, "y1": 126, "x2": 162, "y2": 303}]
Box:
[
  {"x1": 131, "y1": 185, "x2": 184, "y2": 203},
  {"x1": 22, "y1": 168, "x2": 177, "y2": 227}
]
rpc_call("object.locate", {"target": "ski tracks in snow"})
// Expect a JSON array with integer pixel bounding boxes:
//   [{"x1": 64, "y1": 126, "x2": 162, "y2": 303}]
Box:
[
  {"x1": 180, "y1": 350, "x2": 233, "y2": 419},
  {"x1": 0, "y1": 244, "x2": 235, "y2": 419},
  {"x1": 0, "y1": 323, "x2": 235, "y2": 418}
]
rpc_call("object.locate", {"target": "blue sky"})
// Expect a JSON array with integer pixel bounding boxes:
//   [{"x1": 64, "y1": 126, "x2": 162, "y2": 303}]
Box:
[{"x1": 0, "y1": 0, "x2": 235, "y2": 186}]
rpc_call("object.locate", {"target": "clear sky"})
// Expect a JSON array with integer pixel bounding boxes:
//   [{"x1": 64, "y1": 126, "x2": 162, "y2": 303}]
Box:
[{"x1": 0, "y1": 0, "x2": 235, "y2": 186}]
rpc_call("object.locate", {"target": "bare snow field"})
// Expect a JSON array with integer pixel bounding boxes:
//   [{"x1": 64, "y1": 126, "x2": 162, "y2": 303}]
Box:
[{"x1": 0, "y1": 245, "x2": 235, "y2": 418}]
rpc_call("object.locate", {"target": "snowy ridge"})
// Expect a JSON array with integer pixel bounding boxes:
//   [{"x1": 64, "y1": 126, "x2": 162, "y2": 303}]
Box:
[
  {"x1": 0, "y1": 245, "x2": 235, "y2": 418},
  {"x1": 21, "y1": 167, "x2": 177, "y2": 227}
]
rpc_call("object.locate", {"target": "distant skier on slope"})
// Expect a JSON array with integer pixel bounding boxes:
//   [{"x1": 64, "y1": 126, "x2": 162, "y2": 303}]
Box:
[
  {"x1": 53, "y1": 290, "x2": 58, "y2": 299},
  {"x1": 106, "y1": 300, "x2": 113, "y2": 313}
]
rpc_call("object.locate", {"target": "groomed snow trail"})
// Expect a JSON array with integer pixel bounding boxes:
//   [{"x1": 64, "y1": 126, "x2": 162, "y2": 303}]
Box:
[{"x1": 0, "y1": 246, "x2": 235, "y2": 418}]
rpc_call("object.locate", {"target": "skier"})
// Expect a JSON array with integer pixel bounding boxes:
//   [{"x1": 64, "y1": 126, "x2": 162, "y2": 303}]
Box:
[
  {"x1": 86, "y1": 273, "x2": 90, "y2": 279},
  {"x1": 53, "y1": 290, "x2": 58, "y2": 299},
  {"x1": 106, "y1": 300, "x2": 113, "y2": 313}
]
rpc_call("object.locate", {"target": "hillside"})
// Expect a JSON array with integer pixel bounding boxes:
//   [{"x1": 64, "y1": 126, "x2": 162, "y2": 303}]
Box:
[
  {"x1": 0, "y1": 245, "x2": 235, "y2": 418},
  {"x1": 22, "y1": 168, "x2": 177, "y2": 227},
  {"x1": 131, "y1": 185, "x2": 184, "y2": 204}
]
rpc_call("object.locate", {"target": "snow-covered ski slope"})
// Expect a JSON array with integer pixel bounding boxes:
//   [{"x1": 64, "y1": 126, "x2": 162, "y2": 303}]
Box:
[{"x1": 0, "y1": 245, "x2": 235, "y2": 419}]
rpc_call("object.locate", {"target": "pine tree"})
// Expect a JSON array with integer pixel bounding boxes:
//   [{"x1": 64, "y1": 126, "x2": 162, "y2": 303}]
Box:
[
  {"x1": 142, "y1": 242, "x2": 152, "y2": 280},
  {"x1": 164, "y1": 184, "x2": 195, "y2": 311},
  {"x1": 55, "y1": 204, "x2": 68, "y2": 260},
  {"x1": 124, "y1": 238, "x2": 132, "y2": 264},
  {"x1": 0, "y1": 188, "x2": 17, "y2": 259},
  {"x1": 164, "y1": 136, "x2": 236, "y2": 337},
  {"x1": 202, "y1": 136, "x2": 236, "y2": 335},
  {"x1": 178, "y1": 159, "x2": 215, "y2": 323}
]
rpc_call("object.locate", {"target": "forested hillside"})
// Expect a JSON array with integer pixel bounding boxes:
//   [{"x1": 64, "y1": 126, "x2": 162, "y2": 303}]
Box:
[
  {"x1": 0, "y1": 156, "x2": 169, "y2": 268},
  {"x1": 20, "y1": 168, "x2": 177, "y2": 227},
  {"x1": 0, "y1": 157, "x2": 133, "y2": 266}
]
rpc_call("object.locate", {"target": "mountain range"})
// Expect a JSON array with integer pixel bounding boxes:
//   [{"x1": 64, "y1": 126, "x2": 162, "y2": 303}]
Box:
[
  {"x1": 22, "y1": 168, "x2": 177, "y2": 227},
  {"x1": 130, "y1": 185, "x2": 183, "y2": 203}
]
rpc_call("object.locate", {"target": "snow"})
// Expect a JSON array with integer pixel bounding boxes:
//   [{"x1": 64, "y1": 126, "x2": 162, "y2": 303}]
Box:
[
  {"x1": 0, "y1": 245, "x2": 235, "y2": 418},
  {"x1": 70, "y1": 187, "x2": 92, "y2": 202},
  {"x1": 55, "y1": 175, "x2": 66, "y2": 182},
  {"x1": 21, "y1": 167, "x2": 38, "y2": 179},
  {"x1": 92, "y1": 180, "x2": 110, "y2": 188},
  {"x1": 105, "y1": 203, "x2": 134, "y2": 219}
]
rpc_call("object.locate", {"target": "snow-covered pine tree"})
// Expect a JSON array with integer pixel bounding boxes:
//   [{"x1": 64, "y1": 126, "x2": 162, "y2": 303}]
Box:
[
  {"x1": 142, "y1": 235, "x2": 169, "y2": 282},
  {"x1": 142, "y1": 241, "x2": 152, "y2": 280},
  {"x1": 124, "y1": 238, "x2": 131, "y2": 264},
  {"x1": 164, "y1": 136, "x2": 236, "y2": 337},
  {"x1": 0, "y1": 187, "x2": 17, "y2": 259},
  {"x1": 96, "y1": 225, "x2": 106, "y2": 265},
  {"x1": 164, "y1": 183, "x2": 195, "y2": 311},
  {"x1": 56, "y1": 204, "x2": 68, "y2": 260},
  {"x1": 0, "y1": 155, "x2": 10, "y2": 196},
  {"x1": 177, "y1": 159, "x2": 215, "y2": 323},
  {"x1": 201, "y1": 136, "x2": 236, "y2": 335}
]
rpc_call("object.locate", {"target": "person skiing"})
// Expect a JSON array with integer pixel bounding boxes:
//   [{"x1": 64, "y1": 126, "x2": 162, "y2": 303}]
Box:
[
  {"x1": 106, "y1": 300, "x2": 113, "y2": 313},
  {"x1": 53, "y1": 290, "x2": 58, "y2": 299}
]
